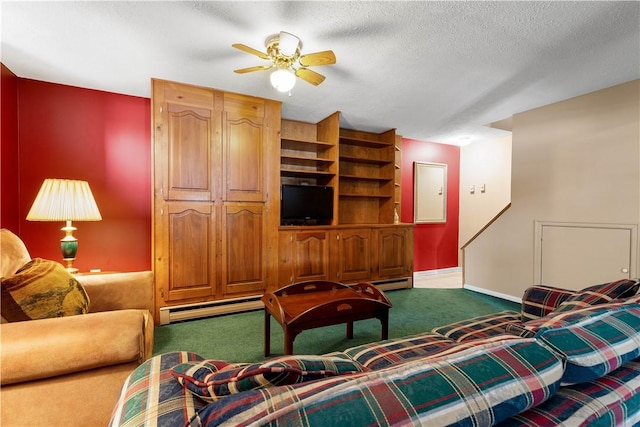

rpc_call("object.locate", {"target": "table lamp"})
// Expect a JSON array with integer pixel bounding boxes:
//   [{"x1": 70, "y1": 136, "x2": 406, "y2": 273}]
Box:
[{"x1": 26, "y1": 178, "x2": 102, "y2": 273}]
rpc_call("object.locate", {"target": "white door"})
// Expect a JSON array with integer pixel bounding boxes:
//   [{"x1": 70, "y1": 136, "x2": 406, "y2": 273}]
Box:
[{"x1": 538, "y1": 223, "x2": 635, "y2": 291}]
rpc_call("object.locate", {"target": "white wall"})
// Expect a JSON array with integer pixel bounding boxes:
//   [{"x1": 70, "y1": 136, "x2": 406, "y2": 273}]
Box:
[
  {"x1": 459, "y1": 135, "x2": 512, "y2": 249},
  {"x1": 464, "y1": 80, "x2": 640, "y2": 298}
]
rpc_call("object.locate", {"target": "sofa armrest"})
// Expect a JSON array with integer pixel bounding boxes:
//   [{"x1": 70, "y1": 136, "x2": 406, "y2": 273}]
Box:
[
  {"x1": 0, "y1": 309, "x2": 153, "y2": 385},
  {"x1": 521, "y1": 285, "x2": 576, "y2": 321},
  {"x1": 77, "y1": 271, "x2": 153, "y2": 313}
]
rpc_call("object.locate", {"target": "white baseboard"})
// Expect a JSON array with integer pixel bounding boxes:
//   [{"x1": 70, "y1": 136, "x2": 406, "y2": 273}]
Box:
[
  {"x1": 413, "y1": 267, "x2": 462, "y2": 279},
  {"x1": 463, "y1": 284, "x2": 522, "y2": 304}
]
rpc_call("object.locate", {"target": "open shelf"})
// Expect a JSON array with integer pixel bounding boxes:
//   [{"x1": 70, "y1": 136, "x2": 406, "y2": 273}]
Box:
[
  {"x1": 281, "y1": 169, "x2": 336, "y2": 179},
  {"x1": 282, "y1": 155, "x2": 334, "y2": 166},
  {"x1": 340, "y1": 174, "x2": 394, "y2": 182},
  {"x1": 339, "y1": 135, "x2": 394, "y2": 148},
  {"x1": 338, "y1": 127, "x2": 396, "y2": 224},
  {"x1": 339, "y1": 154, "x2": 391, "y2": 165},
  {"x1": 279, "y1": 116, "x2": 402, "y2": 226},
  {"x1": 339, "y1": 193, "x2": 393, "y2": 198}
]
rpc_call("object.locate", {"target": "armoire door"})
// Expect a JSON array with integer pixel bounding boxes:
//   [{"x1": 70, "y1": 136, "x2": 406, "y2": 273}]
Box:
[
  {"x1": 158, "y1": 201, "x2": 217, "y2": 302},
  {"x1": 221, "y1": 202, "x2": 268, "y2": 295},
  {"x1": 155, "y1": 81, "x2": 221, "y2": 202},
  {"x1": 223, "y1": 93, "x2": 266, "y2": 202}
]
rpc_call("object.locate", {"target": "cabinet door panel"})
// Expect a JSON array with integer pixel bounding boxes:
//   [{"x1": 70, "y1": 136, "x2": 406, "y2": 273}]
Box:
[
  {"x1": 161, "y1": 202, "x2": 217, "y2": 302},
  {"x1": 223, "y1": 113, "x2": 265, "y2": 202},
  {"x1": 156, "y1": 83, "x2": 219, "y2": 201},
  {"x1": 277, "y1": 231, "x2": 295, "y2": 287},
  {"x1": 338, "y1": 229, "x2": 372, "y2": 282},
  {"x1": 378, "y1": 228, "x2": 409, "y2": 278},
  {"x1": 294, "y1": 231, "x2": 329, "y2": 282},
  {"x1": 222, "y1": 203, "x2": 266, "y2": 295}
]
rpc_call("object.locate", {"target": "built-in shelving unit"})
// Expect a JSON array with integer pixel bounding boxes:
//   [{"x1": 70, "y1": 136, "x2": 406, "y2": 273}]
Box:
[
  {"x1": 280, "y1": 114, "x2": 339, "y2": 185},
  {"x1": 394, "y1": 135, "x2": 403, "y2": 220},
  {"x1": 338, "y1": 128, "x2": 396, "y2": 224},
  {"x1": 279, "y1": 113, "x2": 401, "y2": 225},
  {"x1": 279, "y1": 112, "x2": 340, "y2": 223},
  {"x1": 278, "y1": 114, "x2": 412, "y2": 291}
]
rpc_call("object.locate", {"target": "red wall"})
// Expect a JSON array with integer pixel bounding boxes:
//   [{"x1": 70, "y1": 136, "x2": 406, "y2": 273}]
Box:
[
  {"x1": 2, "y1": 66, "x2": 459, "y2": 274},
  {"x1": 12, "y1": 78, "x2": 151, "y2": 272},
  {"x1": 1, "y1": 64, "x2": 20, "y2": 232},
  {"x1": 401, "y1": 138, "x2": 460, "y2": 271}
]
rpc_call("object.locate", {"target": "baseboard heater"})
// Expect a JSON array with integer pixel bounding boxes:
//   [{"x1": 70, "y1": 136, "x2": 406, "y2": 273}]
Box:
[
  {"x1": 159, "y1": 277, "x2": 413, "y2": 325},
  {"x1": 159, "y1": 296, "x2": 264, "y2": 325},
  {"x1": 371, "y1": 277, "x2": 413, "y2": 291}
]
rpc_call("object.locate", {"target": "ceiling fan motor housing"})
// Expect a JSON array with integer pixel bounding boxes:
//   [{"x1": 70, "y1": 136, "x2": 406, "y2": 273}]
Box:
[{"x1": 266, "y1": 32, "x2": 301, "y2": 69}]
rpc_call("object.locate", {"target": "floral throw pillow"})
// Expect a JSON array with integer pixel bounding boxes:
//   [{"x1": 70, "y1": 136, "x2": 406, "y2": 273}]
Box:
[{"x1": 1, "y1": 258, "x2": 90, "y2": 321}]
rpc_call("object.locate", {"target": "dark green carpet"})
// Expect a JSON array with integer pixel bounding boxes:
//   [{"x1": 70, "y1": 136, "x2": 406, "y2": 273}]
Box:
[{"x1": 153, "y1": 288, "x2": 520, "y2": 363}]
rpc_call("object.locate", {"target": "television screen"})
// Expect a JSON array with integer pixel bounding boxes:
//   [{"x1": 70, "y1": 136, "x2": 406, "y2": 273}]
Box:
[{"x1": 281, "y1": 185, "x2": 333, "y2": 225}]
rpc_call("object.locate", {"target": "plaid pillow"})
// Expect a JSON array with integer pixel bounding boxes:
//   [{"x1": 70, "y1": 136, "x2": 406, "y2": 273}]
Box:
[
  {"x1": 432, "y1": 310, "x2": 521, "y2": 342},
  {"x1": 521, "y1": 285, "x2": 576, "y2": 321},
  {"x1": 553, "y1": 279, "x2": 639, "y2": 313},
  {"x1": 172, "y1": 355, "x2": 367, "y2": 401},
  {"x1": 344, "y1": 332, "x2": 456, "y2": 370},
  {"x1": 536, "y1": 304, "x2": 640, "y2": 385}
]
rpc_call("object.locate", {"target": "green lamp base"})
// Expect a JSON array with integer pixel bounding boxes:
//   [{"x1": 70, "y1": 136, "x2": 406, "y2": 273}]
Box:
[{"x1": 61, "y1": 221, "x2": 79, "y2": 274}]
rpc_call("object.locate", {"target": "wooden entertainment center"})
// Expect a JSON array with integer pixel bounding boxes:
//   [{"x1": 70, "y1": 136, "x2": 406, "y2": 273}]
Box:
[{"x1": 152, "y1": 79, "x2": 413, "y2": 324}]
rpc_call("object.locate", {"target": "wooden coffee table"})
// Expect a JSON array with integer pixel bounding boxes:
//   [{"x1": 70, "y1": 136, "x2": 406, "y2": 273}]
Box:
[{"x1": 261, "y1": 280, "x2": 392, "y2": 356}]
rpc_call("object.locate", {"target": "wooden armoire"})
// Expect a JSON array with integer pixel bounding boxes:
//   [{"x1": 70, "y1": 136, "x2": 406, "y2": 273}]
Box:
[{"x1": 152, "y1": 79, "x2": 281, "y2": 324}]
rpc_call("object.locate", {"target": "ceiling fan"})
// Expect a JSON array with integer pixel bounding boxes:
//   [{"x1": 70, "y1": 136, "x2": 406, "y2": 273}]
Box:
[{"x1": 232, "y1": 31, "x2": 336, "y2": 92}]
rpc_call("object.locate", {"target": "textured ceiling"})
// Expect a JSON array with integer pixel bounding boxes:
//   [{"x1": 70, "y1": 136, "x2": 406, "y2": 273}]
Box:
[{"x1": 2, "y1": 1, "x2": 639, "y2": 144}]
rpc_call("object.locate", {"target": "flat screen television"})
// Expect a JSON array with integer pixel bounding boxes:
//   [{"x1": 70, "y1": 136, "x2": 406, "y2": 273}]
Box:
[{"x1": 281, "y1": 184, "x2": 334, "y2": 225}]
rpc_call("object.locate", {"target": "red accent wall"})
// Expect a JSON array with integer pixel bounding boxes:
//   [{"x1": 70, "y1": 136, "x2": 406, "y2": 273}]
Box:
[
  {"x1": 3, "y1": 66, "x2": 458, "y2": 274},
  {"x1": 401, "y1": 138, "x2": 460, "y2": 271},
  {"x1": 1, "y1": 64, "x2": 20, "y2": 233},
  {"x1": 15, "y1": 78, "x2": 151, "y2": 272}
]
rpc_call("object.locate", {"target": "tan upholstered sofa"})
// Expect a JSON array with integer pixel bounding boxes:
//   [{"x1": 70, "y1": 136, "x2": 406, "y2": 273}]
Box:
[{"x1": 0, "y1": 228, "x2": 155, "y2": 426}]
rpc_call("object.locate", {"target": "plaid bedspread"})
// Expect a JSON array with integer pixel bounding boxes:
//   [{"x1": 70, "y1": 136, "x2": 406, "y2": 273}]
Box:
[
  {"x1": 110, "y1": 351, "x2": 206, "y2": 427},
  {"x1": 110, "y1": 303, "x2": 640, "y2": 427},
  {"x1": 498, "y1": 360, "x2": 640, "y2": 426},
  {"x1": 189, "y1": 339, "x2": 563, "y2": 426}
]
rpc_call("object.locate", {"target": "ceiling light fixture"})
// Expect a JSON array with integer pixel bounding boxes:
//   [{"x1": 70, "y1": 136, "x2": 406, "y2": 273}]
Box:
[
  {"x1": 233, "y1": 31, "x2": 335, "y2": 93},
  {"x1": 270, "y1": 67, "x2": 296, "y2": 92}
]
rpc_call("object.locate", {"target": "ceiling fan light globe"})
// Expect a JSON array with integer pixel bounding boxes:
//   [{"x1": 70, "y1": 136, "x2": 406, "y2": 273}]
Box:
[{"x1": 270, "y1": 68, "x2": 296, "y2": 92}]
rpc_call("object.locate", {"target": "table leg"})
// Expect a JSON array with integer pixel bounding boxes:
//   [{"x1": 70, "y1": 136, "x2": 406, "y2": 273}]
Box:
[
  {"x1": 380, "y1": 310, "x2": 389, "y2": 340},
  {"x1": 264, "y1": 310, "x2": 271, "y2": 357},
  {"x1": 284, "y1": 328, "x2": 294, "y2": 355},
  {"x1": 346, "y1": 321, "x2": 354, "y2": 339}
]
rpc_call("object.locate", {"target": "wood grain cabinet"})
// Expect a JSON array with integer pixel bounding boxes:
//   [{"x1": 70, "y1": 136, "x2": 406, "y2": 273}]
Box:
[
  {"x1": 276, "y1": 120, "x2": 412, "y2": 292},
  {"x1": 278, "y1": 229, "x2": 330, "y2": 287},
  {"x1": 330, "y1": 228, "x2": 372, "y2": 283},
  {"x1": 277, "y1": 225, "x2": 413, "y2": 289},
  {"x1": 375, "y1": 226, "x2": 413, "y2": 280},
  {"x1": 152, "y1": 79, "x2": 280, "y2": 323},
  {"x1": 153, "y1": 84, "x2": 411, "y2": 323}
]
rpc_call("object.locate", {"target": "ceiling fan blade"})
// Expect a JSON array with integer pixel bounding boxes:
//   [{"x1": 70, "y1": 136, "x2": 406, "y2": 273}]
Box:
[
  {"x1": 234, "y1": 65, "x2": 273, "y2": 74},
  {"x1": 299, "y1": 50, "x2": 336, "y2": 67},
  {"x1": 295, "y1": 68, "x2": 326, "y2": 86},
  {"x1": 232, "y1": 43, "x2": 270, "y2": 60}
]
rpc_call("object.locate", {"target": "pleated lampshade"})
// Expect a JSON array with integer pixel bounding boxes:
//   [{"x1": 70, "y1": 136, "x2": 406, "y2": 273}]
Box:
[{"x1": 26, "y1": 179, "x2": 102, "y2": 221}]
